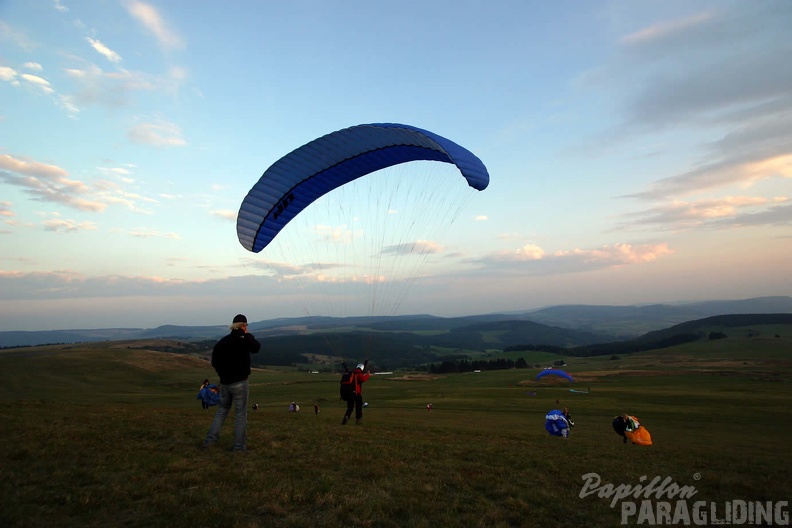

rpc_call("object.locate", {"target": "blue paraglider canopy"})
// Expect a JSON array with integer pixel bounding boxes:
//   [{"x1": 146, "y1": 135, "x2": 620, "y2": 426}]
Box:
[
  {"x1": 197, "y1": 384, "x2": 220, "y2": 407},
  {"x1": 237, "y1": 123, "x2": 490, "y2": 253},
  {"x1": 545, "y1": 409, "x2": 571, "y2": 437},
  {"x1": 536, "y1": 369, "x2": 574, "y2": 382}
]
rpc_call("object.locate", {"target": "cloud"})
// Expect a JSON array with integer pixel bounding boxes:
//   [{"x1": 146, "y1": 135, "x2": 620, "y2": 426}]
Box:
[
  {"x1": 629, "y1": 134, "x2": 792, "y2": 201},
  {"x1": 381, "y1": 240, "x2": 444, "y2": 255},
  {"x1": 0, "y1": 270, "x2": 188, "y2": 300},
  {"x1": 622, "y1": 196, "x2": 792, "y2": 231},
  {"x1": 0, "y1": 154, "x2": 158, "y2": 214},
  {"x1": 86, "y1": 37, "x2": 123, "y2": 63},
  {"x1": 0, "y1": 154, "x2": 68, "y2": 179},
  {"x1": 620, "y1": 11, "x2": 715, "y2": 46},
  {"x1": 613, "y1": 3, "x2": 792, "y2": 130},
  {"x1": 474, "y1": 215, "x2": 488, "y2": 221},
  {"x1": 126, "y1": 1, "x2": 185, "y2": 50},
  {"x1": 63, "y1": 61, "x2": 186, "y2": 111},
  {"x1": 2, "y1": 64, "x2": 80, "y2": 117},
  {"x1": 582, "y1": 3, "x2": 792, "y2": 203},
  {"x1": 42, "y1": 218, "x2": 98, "y2": 232},
  {"x1": 211, "y1": 210, "x2": 237, "y2": 221},
  {"x1": 96, "y1": 166, "x2": 134, "y2": 183},
  {"x1": 0, "y1": 153, "x2": 105, "y2": 212},
  {"x1": 0, "y1": 66, "x2": 17, "y2": 82},
  {"x1": 469, "y1": 242, "x2": 673, "y2": 276},
  {"x1": 0, "y1": 20, "x2": 37, "y2": 52},
  {"x1": 0, "y1": 270, "x2": 282, "y2": 301},
  {"x1": 20, "y1": 73, "x2": 54, "y2": 94},
  {"x1": 0, "y1": 201, "x2": 14, "y2": 217},
  {"x1": 125, "y1": 228, "x2": 181, "y2": 240},
  {"x1": 127, "y1": 120, "x2": 186, "y2": 147}
]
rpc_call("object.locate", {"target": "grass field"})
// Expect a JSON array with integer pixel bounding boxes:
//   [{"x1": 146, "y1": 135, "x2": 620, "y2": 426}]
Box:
[{"x1": 2, "y1": 332, "x2": 791, "y2": 527}]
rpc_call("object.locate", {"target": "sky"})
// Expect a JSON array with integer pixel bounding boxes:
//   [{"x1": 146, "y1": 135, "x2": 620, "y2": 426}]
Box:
[{"x1": 1, "y1": 0, "x2": 790, "y2": 332}]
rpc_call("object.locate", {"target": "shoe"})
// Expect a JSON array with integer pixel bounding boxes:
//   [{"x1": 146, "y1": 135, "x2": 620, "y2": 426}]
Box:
[
  {"x1": 342, "y1": 416, "x2": 348, "y2": 425},
  {"x1": 355, "y1": 418, "x2": 362, "y2": 425}
]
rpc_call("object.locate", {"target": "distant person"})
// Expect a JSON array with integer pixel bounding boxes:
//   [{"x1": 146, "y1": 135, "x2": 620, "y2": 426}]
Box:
[
  {"x1": 197, "y1": 383, "x2": 220, "y2": 409},
  {"x1": 289, "y1": 402, "x2": 300, "y2": 412},
  {"x1": 613, "y1": 414, "x2": 653, "y2": 446},
  {"x1": 426, "y1": 403, "x2": 433, "y2": 412},
  {"x1": 314, "y1": 403, "x2": 320, "y2": 415},
  {"x1": 342, "y1": 361, "x2": 370, "y2": 425},
  {"x1": 203, "y1": 314, "x2": 261, "y2": 452},
  {"x1": 612, "y1": 415, "x2": 629, "y2": 443},
  {"x1": 562, "y1": 407, "x2": 575, "y2": 427},
  {"x1": 199, "y1": 379, "x2": 211, "y2": 409}
]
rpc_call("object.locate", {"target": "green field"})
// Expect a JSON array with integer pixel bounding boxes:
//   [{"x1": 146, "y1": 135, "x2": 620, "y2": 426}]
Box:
[{"x1": 2, "y1": 332, "x2": 791, "y2": 527}]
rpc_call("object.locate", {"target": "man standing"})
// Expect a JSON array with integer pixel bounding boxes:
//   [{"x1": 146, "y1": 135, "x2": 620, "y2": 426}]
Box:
[
  {"x1": 342, "y1": 362, "x2": 370, "y2": 425},
  {"x1": 203, "y1": 314, "x2": 261, "y2": 451}
]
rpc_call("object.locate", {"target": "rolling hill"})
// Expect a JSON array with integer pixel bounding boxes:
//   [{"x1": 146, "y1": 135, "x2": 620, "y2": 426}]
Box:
[{"x1": 1, "y1": 296, "x2": 790, "y2": 352}]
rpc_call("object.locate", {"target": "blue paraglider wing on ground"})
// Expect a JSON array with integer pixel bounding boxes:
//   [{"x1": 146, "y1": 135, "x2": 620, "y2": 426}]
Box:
[
  {"x1": 197, "y1": 384, "x2": 220, "y2": 407},
  {"x1": 535, "y1": 369, "x2": 574, "y2": 382},
  {"x1": 545, "y1": 409, "x2": 571, "y2": 437}
]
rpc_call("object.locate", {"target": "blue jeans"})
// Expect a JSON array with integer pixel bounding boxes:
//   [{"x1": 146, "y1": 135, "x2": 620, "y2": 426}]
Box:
[{"x1": 204, "y1": 380, "x2": 248, "y2": 450}]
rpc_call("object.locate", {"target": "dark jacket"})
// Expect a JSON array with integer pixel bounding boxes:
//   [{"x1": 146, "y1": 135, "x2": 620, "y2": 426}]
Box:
[{"x1": 211, "y1": 328, "x2": 261, "y2": 384}]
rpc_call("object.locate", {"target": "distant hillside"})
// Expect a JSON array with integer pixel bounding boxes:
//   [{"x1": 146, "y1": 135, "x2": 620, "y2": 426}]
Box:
[
  {"x1": 519, "y1": 296, "x2": 792, "y2": 335},
  {"x1": 257, "y1": 319, "x2": 614, "y2": 370},
  {"x1": 1, "y1": 296, "x2": 790, "y2": 349},
  {"x1": 564, "y1": 313, "x2": 792, "y2": 357}
]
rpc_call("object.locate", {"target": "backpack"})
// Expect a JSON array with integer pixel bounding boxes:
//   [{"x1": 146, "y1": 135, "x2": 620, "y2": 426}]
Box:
[{"x1": 340, "y1": 371, "x2": 355, "y2": 401}]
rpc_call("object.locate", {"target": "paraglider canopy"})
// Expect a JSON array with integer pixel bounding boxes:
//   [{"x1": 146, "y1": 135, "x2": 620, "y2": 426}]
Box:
[
  {"x1": 536, "y1": 369, "x2": 574, "y2": 383},
  {"x1": 233, "y1": 122, "x2": 490, "y2": 321},
  {"x1": 545, "y1": 409, "x2": 571, "y2": 438},
  {"x1": 237, "y1": 123, "x2": 490, "y2": 253},
  {"x1": 614, "y1": 414, "x2": 653, "y2": 446}
]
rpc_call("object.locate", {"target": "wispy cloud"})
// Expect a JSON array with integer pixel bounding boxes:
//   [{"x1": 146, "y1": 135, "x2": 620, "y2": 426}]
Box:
[
  {"x1": 20, "y1": 73, "x2": 54, "y2": 94},
  {"x1": 0, "y1": 66, "x2": 17, "y2": 83},
  {"x1": 42, "y1": 218, "x2": 98, "y2": 233},
  {"x1": 127, "y1": 120, "x2": 186, "y2": 147},
  {"x1": 0, "y1": 201, "x2": 14, "y2": 218},
  {"x1": 620, "y1": 11, "x2": 715, "y2": 45},
  {"x1": 469, "y1": 242, "x2": 673, "y2": 276},
  {"x1": 620, "y1": 196, "x2": 792, "y2": 231},
  {"x1": 0, "y1": 20, "x2": 37, "y2": 52},
  {"x1": 211, "y1": 210, "x2": 237, "y2": 221},
  {"x1": 86, "y1": 37, "x2": 123, "y2": 63},
  {"x1": 0, "y1": 270, "x2": 201, "y2": 300},
  {"x1": 0, "y1": 153, "x2": 161, "y2": 214},
  {"x1": 630, "y1": 148, "x2": 792, "y2": 201},
  {"x1": 1, "y1": 63, "x2": 80, "y2": 117},
  {"x1": 581, "y1": 2, "x2": 792, "y2": 232},
  {"x1": 381, "y1": 240, "x2": 444, "y2": 255},
  {"x1": 126, "y1": 1, "x2": 185, "y2": 50},
  {"x1": 125, "y1": 228, "x2": 181, "y2": 240},
  {"x1": 0, "y1": 154, "x2": 105, "y2": 212}
]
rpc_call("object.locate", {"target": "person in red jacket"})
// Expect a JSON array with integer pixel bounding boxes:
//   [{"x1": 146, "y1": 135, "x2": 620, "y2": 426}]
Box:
[{"x1": 342, "y1": 361, "x2": 370, "y2": 425}]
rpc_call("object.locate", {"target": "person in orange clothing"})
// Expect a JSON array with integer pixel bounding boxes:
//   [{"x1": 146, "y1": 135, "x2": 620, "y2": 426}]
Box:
[{"x1": 342, "y1": 361, "x2": 370, "y2": 425}]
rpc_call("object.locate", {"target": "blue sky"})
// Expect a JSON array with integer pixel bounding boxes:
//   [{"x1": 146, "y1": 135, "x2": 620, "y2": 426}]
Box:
[{"x1": 1, "y1": 1, "x2": 790, "y2": 331}]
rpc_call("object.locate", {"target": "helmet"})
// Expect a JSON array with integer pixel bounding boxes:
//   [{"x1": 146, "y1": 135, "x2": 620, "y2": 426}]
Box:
[{"x1": 356, "y1": 363, "x2": 365, "y2": 371}]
